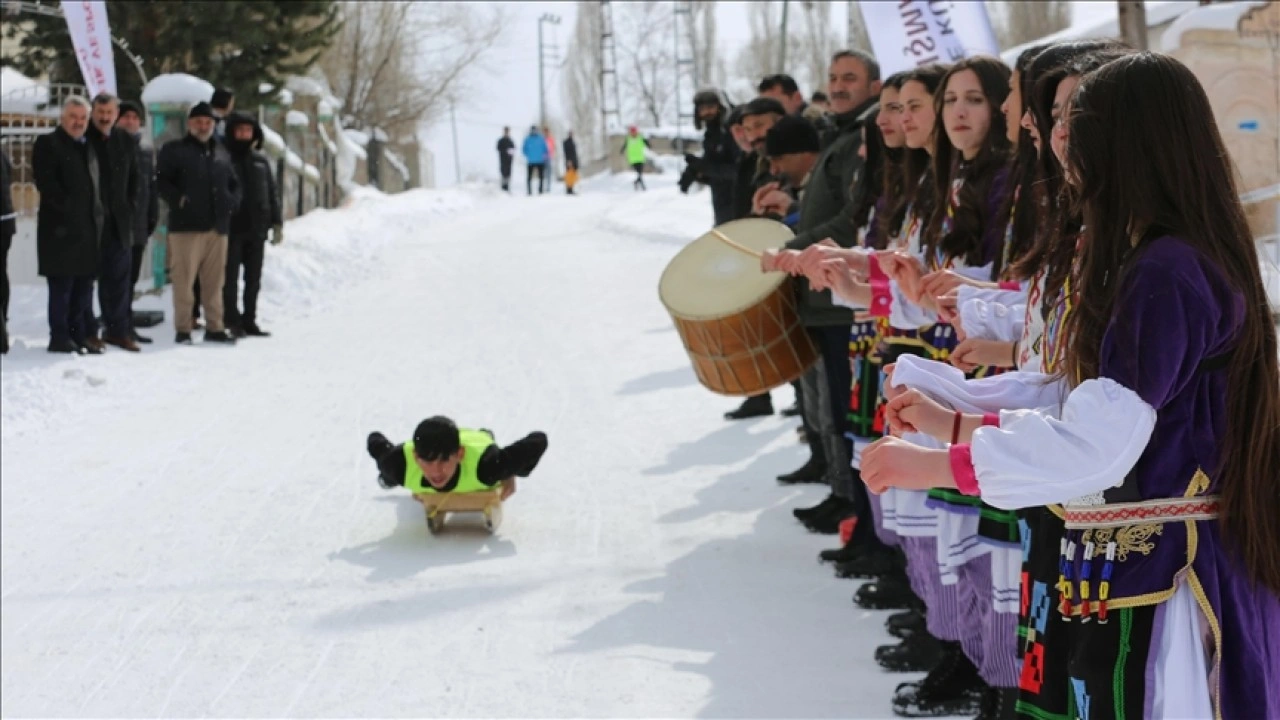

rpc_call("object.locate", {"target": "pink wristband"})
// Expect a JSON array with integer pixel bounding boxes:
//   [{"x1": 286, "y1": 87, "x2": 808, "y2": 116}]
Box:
[
  {"x1": 867, "y1": 254, "x2": 889, "y2": 284},
  {"x1": 949, "y1": 444, "x2": 981, "y2": 496},
  {"x1": 998, "y1": 280, "x2": 1021, "y2": 291},
  {"x1": 982, "y1": 413, "x2": 1000, "y2": 428}
]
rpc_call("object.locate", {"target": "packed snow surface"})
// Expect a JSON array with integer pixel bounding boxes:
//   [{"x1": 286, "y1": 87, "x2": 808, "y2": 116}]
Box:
[{"x1": 1, "y1": 173, "x2": 931, "y2": 717}]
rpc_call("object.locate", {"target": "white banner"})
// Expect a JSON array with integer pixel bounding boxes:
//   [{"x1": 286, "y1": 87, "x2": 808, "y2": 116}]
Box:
[
  {"x1": 857, "y1": 1, "x2": 1001, "y2": 77},
  {"x1": 63, "y1": 1, "x2": 117, "y2": 98}
]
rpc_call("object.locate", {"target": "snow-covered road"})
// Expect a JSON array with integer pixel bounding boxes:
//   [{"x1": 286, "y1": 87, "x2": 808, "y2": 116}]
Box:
[{"x1": 1, "y1": 177, "x2": 920, "y2": 718}]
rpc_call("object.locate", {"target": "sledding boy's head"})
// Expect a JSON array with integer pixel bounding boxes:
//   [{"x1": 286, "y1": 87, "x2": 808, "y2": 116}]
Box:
[{"x1": 413, "y1": 416, "x2": 464, "y2": 485}]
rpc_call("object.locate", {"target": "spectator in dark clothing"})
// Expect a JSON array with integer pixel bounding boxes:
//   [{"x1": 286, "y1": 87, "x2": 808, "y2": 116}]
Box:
[
  {"x1": 33, "y1": 97, "x2": 101, "y2": 354},
  {"x1": 0, "y1": 152, "x2": 14, "y2": 354},
  {"x1": 156, "y1": 101, "x2": 241, "y2": 345},
  {"x1": 682, "y1": 89, "x2": 739, "y2": 224},
  {"x1": 83, "y1": 93, "x2": 141, "y2": 352},
  {"x1": 223, "y1": 112, "x2": 282, "y2": 338},
  {"x1": 115, "y1": 100, "x2": 158, "y2": 345},
  {"x1": 562, "y1": 131, "x2": 580, "y2": 195},
  {"x1": 496, "y1": 127, "x2": 515, "y2": 192},
  {"x1": 211, "y1": 87, "x2": 234, "y2": 141}
]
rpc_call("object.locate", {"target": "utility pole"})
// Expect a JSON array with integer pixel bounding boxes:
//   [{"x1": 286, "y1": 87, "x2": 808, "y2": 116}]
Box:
[
  {"x1": 1117, "y1": 1, "x2": 1148, "y2": 51},
  {"x1": 538, "y1": 13, "x2": 562, "y2": 128}
]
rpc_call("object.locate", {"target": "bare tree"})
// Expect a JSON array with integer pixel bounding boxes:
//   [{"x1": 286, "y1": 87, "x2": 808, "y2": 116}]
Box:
[
  {"x1": 689, "y1": 0, "x2": 724, "y2": 91},
  {"x1": 562, "y1": 0, "x2": 604, "y2": 160},
  {"x1": 845, "y1": 0, "x2": 872, "y2": 55},
  {"x1": 989, "y1": 0, "x2": 1071, "y2": 50},
  {"x1": 317, "y1": 1, "x2": 504, "y2": 141},
  {"x1": 734, "y1": 2, "x2": 784, "y2": 100},
  {"x1": 616, "y1": 1, "x2": 677, "y2": 127},
  {"x1": 796, "y1": 1, "x2": 841, "y2": 96}
]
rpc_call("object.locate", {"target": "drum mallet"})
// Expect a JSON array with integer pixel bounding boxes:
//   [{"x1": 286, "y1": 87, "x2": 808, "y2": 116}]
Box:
[{"x1": 709, "y1": 228, "x2": 765, "y2": 261}]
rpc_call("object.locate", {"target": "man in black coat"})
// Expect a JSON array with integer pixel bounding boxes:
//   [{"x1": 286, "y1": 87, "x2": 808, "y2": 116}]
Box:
[
  {"x1": 33, "y1": 97, "x2": 101, "y2": 354},
  {"x1": 115, "y1": 100, "x2": 158, "y2": 344},
  {"x1": 496, "y1": 127, "x2": 515, "y2": 192},
  {"x1": 682, "y1": 89, "x2": 739, "y2": 225},
  {"x1": 562, "y1": 131, "x2": 579, "y2": 195},
  {"x1": 156, "y1": 101, "x2": 242, "y2": 345},
  {"x1": 223, "y1": 112, "x2": 282, "y2": 338},
  {"x1": 85, "y1": 93, "x2": 141, "y2": 352},
  {"x1": 0, "y1": 152, "x2": 14, "y2": 354}
]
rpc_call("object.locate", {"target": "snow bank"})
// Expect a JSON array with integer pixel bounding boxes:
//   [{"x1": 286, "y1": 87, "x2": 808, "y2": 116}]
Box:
[
  {"x1": 141, "y1": 73, "x2": 215, "y2": 106},
  {"x1": 1162, "y1": 1, "x2": 1268, "y2": 50},
  {"x1": 285, "y1": 109, "x2": 310, "y2": 128}
]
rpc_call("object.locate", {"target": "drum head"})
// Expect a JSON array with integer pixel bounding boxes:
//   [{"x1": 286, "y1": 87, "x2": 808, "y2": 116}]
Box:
[{"x1": 659, "y1": 218, "x2": 795, "y2": 320}]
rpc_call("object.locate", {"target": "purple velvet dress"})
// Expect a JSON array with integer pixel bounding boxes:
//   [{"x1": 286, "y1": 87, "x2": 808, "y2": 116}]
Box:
[{"x1": 1053, "y1": 236, "x2": 1280, "y2": 718}]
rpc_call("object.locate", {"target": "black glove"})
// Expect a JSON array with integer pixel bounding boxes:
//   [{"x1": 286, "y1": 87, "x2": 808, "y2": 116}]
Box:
[{"x1": 678, "y1": 164, "x2": 698, "y2": 194}]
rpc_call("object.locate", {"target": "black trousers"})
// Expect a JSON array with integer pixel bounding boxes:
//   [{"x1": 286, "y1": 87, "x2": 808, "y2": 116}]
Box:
[
  {"x1": 130, "y1": 241, "x2": 146, "y2": 288},
  {"x1": 631, "y1": 162, "x2": 646, "y2": 189},
  {"x1": 224, "y1": 231, "x2": 266, "y2": 328},
  {"x1": 92, "y1": 234, "x2": 133, "y2": 338},
  {"x1": 1, "y1": 233, "x2": 10, "y2": 345},
  {"x1": 526, "y1": 163, "x2": 545, "y2": 194},
  {"x1": 47, "y1": 275, "x2": 95, "y2": 344},
  {"x1": 500, "y1": 161, "x2": 513, "y2": 191},
  {"x1": 814, "y1": 323, "x2": 881, "y2": 548}
]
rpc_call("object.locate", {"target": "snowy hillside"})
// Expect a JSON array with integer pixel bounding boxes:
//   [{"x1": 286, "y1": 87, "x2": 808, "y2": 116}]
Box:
[{"x1": 0, "y1": 173, "x2": 935, "y2": 717}]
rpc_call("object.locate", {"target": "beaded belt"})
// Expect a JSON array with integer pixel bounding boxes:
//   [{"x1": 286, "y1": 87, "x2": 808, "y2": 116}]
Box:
[
  {"x1": 1063, "y1": 495, "x2": 1221, "y2": 529},
  {"x1": 1056, "y1": 496, "x2": 1219, "y2": 624}
]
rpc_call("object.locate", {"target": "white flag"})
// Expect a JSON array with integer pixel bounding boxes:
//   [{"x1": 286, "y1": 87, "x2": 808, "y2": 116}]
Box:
[
  {"x1": 857, "y1": 1, "x2": 1001, "y2": 77},
  {"x1": 63, "y1": 1, "x2": 117, "y2": 98}
]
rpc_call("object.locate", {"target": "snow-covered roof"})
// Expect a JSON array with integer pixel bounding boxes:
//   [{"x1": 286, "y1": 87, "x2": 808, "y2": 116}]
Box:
[
  {"x1": 285, "y1": 110, "x2": 310, "y2": 128},
  {"x1": 1161, "y1": 1, "x2": 1269, "y2": 51},
  {"x1": 0, "y1": 68, "x2": 51, "y2": 115},
  {"x1": 141, "y1": 73, "x2": 215, "y2": 106},
  {"x1": 1002, "y1": 1, "x2": 1200, "y2": 65},
  {"x1": 1, "y1": 66, "x2": 41, "y2": 94}
]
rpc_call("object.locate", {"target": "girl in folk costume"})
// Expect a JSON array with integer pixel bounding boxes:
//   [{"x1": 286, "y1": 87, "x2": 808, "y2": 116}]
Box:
[
  {"x1": 883, "y1": 42, "x2": 1135, "y2": 720},
  {"x1": 865, "y1": 52, "x2": 1280, "y2": 720}
]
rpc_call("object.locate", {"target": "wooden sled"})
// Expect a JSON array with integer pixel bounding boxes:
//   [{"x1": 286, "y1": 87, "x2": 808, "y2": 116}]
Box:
[{"x1": 412, "y1": 480, "x2": 508, "y2": 534}]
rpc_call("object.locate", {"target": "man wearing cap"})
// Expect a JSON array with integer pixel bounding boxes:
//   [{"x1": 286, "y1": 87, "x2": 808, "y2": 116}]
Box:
[
  {"x1": 760, "y1": 49, "x2": 882, "y2": 536},
  {"x1": 756, "y1": 116, "x2": 821, "y2": 225},
  {"x1": 115, "y1": 100, "x2": 158, "y2": 345},
  {"x1": 156, "y1": 101, "x2": 242, "y2": 345}
]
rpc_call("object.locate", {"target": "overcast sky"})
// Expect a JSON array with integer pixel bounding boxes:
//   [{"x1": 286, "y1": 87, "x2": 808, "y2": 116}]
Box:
[{"x1": 421, "y1": 1, "x2": 1132, "y2": 187}]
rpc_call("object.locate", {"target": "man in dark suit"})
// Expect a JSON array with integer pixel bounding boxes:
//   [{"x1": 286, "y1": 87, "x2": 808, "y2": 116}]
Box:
[
  {"x1": 33, "y1": 97, "x2": 101, "y2": 354},
  {"x1": 85, "y1": 93, "x2": 140, "y2": 351}
]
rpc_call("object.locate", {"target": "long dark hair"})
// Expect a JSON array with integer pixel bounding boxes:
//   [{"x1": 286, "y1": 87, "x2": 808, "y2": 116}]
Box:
[
  {"x1": 1062, "y1": 52, "x2": 1280, "y2": 593},
  {"x1": 925, "y1": 56, "x2": 1012, "y2": 270},
  {"x1": 899, "y1": 64, "x2": 949, "y2": 243},
  {"x1": 852, "y1": 109, "x2": 888, "y2": 248},
  {"x1": 877, "y1": 72, "x2": 910, "y2": 242},
  {"x1": 996, "y1": 44, "x2": 1050, "y2": 280},
  {"x1": 1027, "y1": 47, "x2": 1135, "y2": 315}
]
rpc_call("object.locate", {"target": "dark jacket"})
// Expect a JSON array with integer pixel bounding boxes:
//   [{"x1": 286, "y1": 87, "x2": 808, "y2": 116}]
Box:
[
  {"x1": 225, "y1": 115, "x2": 282, "y2": 238},
  {"x1": 156, "y1": 134, "x2": 241, "y2": 235},
  {"x1": 33, "y1": 127, "x2": 100, "y2": 277},
  {"x1": 129, "y1": 133, "x2": 158, "y2": 247},
  {"x1": 696, "y1": 119, "x2": 740, "y2": 225},
  {"x1": 731, "y1": 150, "x2": 759, "y2": 221},
  {"x1": 497, "y1": 136, "x2": 515, "y2": 171},
  {"x1": 563, "y1": 137, "x2": 579, "y2": 169},
  {"x1": 89, "y1": 125, "x2": 140, "y2": 249},
  {"x1": 0, "y1": 152, "x2": 14, "y2": 248},
  {"x1": 785, "y1": 99, "x2": 877, "y2": 326}
]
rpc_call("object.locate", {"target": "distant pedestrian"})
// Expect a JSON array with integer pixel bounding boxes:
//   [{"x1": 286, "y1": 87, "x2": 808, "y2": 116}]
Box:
[
  {"x1": 522, "y1": 126, "x2": 548, "y2": 196},
  {"x1": 496, "y1": 127, "x2": 515, "y2": 192},
  {"x1": 621, "y1": 126, "x2": 650, "y2": 191}
]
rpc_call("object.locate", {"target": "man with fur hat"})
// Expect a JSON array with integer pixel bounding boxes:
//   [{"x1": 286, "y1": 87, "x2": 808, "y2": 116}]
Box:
[
  {"x1": 222, "y1": 112, "x2": 282, "y2": 338},
  {"x1": 156, "y1": 101, "x2": 242, "y2": 345},
  {"x1": 681, "y1": 88, "x2": 739, "y2": 225}
]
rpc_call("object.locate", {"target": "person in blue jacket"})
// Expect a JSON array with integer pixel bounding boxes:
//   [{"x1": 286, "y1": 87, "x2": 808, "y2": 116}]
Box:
[{"x1": 522, "y1": 126, "x2": 549, "y2": 196}]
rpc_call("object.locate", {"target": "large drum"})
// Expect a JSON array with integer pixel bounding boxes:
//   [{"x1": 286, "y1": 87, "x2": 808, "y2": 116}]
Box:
[{"x1": 658, "y1": 218, "x2": 819, "y2": 396}]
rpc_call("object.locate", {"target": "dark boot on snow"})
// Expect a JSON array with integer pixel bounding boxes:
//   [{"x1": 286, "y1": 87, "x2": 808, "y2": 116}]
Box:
[
  {"x1": 876, "y1": 631, "x2": 943, "y2": 673},
  {"x1": 778, "y1": 456, "x2": 827, "y2": 485},
  {"x1": 819, "y1": 537, "x2": 865, "y2": 564},
  {"x1": 890, "y1": 641, "x2": 984, "y2": 717},
  {"x1": 886, "y1": 609, "x2": 927, "y2": 639},
  {"x1": 835, "y1": 544, "x2": 903, "y2": 579},
  {"x1": 724, "y1": 394, "x2": 773, "y2": 420},
  {"x1": 799, "y1": 494, "x2": 856, "y2": 534},
  {"x1": 793, "y1": 493, "x2": 841, "y2": 522},
  {"x1": 853, "y1": 574, "x2": 919, "y2": 611},
  {"x1": 974, "y1": 685, "x2": 1019, "y2": 720}
]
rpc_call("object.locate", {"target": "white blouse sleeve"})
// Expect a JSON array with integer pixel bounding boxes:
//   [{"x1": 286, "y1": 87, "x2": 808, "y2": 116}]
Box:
[
  {"x1": 889, "y1": 353, "x2": 1068, "y2": 413},
  {"x1": 888, "y1": 280, "x2": 939, "y2": 329},
  {"x1": 969, "y1": 378, "x2": 1156, "y2": 510}
]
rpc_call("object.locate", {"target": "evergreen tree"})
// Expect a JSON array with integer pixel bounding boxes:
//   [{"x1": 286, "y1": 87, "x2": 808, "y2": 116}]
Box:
[{"x1": 1, "y1": 0, "x2": 341, "y2": 108}]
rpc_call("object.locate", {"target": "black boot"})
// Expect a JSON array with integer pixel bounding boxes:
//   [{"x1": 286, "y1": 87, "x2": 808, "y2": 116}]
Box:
[
  {"x1": 974, "y1": 685, "x2": 1018, "y2": 720},
  {"x1": 818, "y1": 538, "x2": 865, "y2": 564},
  {"x1": 890, "y1": 642, "x2": 984, "y2": 717},
  {"x1": 777, "y1": 456, "x2": 826, "y2": 485},
  {"x1": 801, "y1": 495, "x2": 856, "y2": 534},
  {"x1": 793, "y1": 493, "x2": 840, "y2": 522},
  {"x1": 724, "y1": 394, "x2": 773, "y2": 420},
  {"x1": 853, "y1": 574, "x2": 919, "y2": 611},
  {"x1": 780, "y1": 401, "x2": 801, "y2": 417},
  {"x1": 835, "y1": 544, "x2": 903, "y2": 580},
  {"x1": 886, "y1": 609, "x2": 927, "y2": 639},
  {"x1": 875, "y1": 631, "x2": 943, "y2": 672},
  {"x1": 367, "y1": 431, "x2": 393, "y2": 460}
]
